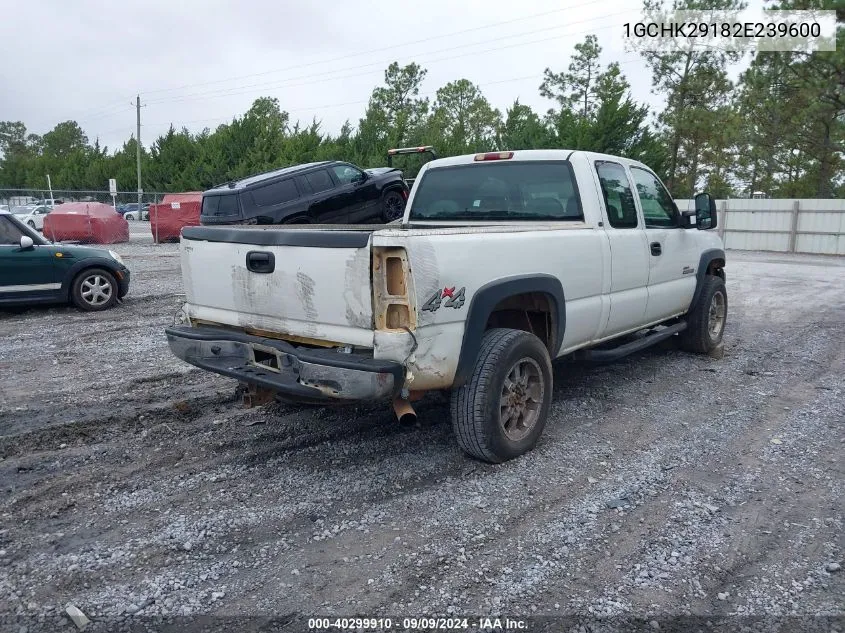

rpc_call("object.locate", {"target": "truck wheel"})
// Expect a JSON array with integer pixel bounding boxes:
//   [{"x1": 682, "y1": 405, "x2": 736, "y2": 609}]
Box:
[
  {"x1": 71, "y1": 268, "x2": 119, "y2": 311},
  {"x1": 381, "y1": 190, "x2": 405, "y2": 223},
  {"x1": 450, "y1": 328, "x2": 553, "y2": 463},
  {"x1": 680, "y1": 275, "x2": 727, "y2": 354}
]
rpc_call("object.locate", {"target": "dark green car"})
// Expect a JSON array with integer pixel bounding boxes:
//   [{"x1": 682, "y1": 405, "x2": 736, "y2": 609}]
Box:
[{"x1": 0, "y1": 210, "x2": 130, "y2": 311}]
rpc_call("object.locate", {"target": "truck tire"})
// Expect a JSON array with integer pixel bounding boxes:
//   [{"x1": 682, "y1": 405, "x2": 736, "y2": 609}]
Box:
[
  {"x1": 450, "y1": 328, "x2": 553, "y2": 463},
  {"x1": 680, "y1": 275, "x2": 727, "y2": 354},
  {"x1": 70, "y1": 268, "x2": 119, "y2": 311}
]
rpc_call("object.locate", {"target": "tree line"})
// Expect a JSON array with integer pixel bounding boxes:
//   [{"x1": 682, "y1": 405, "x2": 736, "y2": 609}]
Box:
[{"x1": 1, "y1": 0, "x2": 842, "y2": 199}]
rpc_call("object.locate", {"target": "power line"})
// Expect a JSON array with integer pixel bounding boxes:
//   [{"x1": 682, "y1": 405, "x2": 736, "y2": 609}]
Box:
[
  {"x1": 79, "y1": 104, "x2": 136, "y2": 124},
  {"x1": 140, "y1": 0, "x2": 615, "y2": 97},
  {"x1": 144, "y1": 74, "x2": 544, "y2": 128},
  {"x1": 75, "y1": 6, "x2": 639, "y2": 128},
  {"x1": 72, "y1": 94, "x2": 142, "y2": 124},
  {"x1": 144, "y1": 9, "x2": 640, "y2": 108},
  {"x1": 136, "y1": 54, "x2": 648, "y2": 134}
]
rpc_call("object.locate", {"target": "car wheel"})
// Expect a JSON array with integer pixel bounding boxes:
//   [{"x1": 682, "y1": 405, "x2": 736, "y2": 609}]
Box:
[
  {"x1": 450, "y1": 328, "x2": 553, "y2": 463},
  {"x1": 71, "y1": 268, "x2": 119, "y2": 312},
  {"x1": 27, "y1": 220, "x2": 36, "y2": 228},
  {"x1": 381, "y1": 190, "x2": 406, "y2": 223},
  {"x1": 679, "y1": 275, "x2": 727, "y2": 354},
  {"x1": 125, "y1": 213, "x2": 135, "y2": 221}
]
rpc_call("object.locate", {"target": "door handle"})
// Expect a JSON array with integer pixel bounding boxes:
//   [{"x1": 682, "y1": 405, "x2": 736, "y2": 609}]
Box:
[
  {"x1": 650, "y1": 242, "x2": 662, "y2": 256},
  {"x1": 246, "y1": 251, "x2": 275, "y2": 273}
]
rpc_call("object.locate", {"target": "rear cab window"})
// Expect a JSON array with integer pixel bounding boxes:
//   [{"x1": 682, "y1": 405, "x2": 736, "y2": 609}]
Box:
[{"x1": 408, "y1": 161, "x2": 584, "y2": 222}]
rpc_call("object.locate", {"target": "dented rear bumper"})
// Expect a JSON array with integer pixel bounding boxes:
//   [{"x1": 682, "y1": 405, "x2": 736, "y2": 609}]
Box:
[{"x1": 165, "y1": 325, "x2": 403, "y2": 403}]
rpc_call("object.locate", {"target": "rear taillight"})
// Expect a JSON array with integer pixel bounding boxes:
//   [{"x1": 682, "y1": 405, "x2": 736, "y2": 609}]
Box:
[
  {"x1": 372, "y1": 247, "x2": 415, "y2": 331},
  {"x1": 474, "y1": 151, "x2": 514, "y2": 161}
]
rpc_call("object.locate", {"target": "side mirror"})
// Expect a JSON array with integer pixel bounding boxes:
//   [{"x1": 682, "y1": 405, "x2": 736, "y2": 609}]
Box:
[
  {"x1": 694, "y1": 192, "x2": 718, "y2": 230},
  {"x1": 20, "y1": 235, "x2": 34, "y2": 249},
  {"x1": 353, "y1": 172, "x2": 368, "y2": 184}
]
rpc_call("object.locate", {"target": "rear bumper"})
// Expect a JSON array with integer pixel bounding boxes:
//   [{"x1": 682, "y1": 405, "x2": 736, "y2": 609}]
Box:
[{"x1": 165, "y1": 325, "x2": 403, "y2": 403}]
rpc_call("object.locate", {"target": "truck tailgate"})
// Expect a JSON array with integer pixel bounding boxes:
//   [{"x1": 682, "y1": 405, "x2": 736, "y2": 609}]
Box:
[{"x1": 180, "y1": 226, "x2": 374, "y2": 347}]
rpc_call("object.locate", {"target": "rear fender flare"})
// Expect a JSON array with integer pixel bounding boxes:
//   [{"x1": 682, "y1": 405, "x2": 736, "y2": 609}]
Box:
[{"x1": 452, "y1": 274, "x2": 566, "y2": 387}]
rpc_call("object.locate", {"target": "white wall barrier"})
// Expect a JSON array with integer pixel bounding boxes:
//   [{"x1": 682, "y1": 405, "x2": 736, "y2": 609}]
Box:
[{"x1": 674, "y1": 199, "x2": 845, "y2": 256}]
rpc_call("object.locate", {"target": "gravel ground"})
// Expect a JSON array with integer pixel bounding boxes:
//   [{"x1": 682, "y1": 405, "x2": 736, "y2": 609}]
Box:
[{"x1": 0, "y1": 244, "x2": 843, "y2": 632}]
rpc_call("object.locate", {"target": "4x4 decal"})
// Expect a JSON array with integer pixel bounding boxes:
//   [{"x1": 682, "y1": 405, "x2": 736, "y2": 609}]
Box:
[{"x1": 421, "y1": 286, "x2": 466, "y2": 312}]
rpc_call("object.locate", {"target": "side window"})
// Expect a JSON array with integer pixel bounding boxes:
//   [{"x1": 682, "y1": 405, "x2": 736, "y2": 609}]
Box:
[
  {"x1": 305, "y1": 169, "x2": 334, "y2": 193},
  {"x1": 0, "y1": 216, "x2": 26, "y2": 244},
  {"x1": 251, "y1": 179, "x2": 299, "y2": 207},
  {"x1": 331, "y1": 164, "x2": 364, "y2": 185},
  {"x1": 296, "y1": 175, "x2": 313, "y2": 195},
  {"x1": 630, "y1": 167, "x2": 678, "y2": 228},
  {"x1": 595, "y1": 162, "x2": 638, "y2": 229}
]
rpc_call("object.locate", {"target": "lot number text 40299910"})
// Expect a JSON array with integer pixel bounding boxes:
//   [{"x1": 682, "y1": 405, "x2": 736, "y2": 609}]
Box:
[{"x1": 308, "y1": 616, "x2": 528, "y2": 630}]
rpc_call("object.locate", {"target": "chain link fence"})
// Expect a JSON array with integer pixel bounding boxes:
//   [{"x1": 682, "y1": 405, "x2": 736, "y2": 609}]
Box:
[{"x1": 1, "y1": 189, "x2": 170, "y2": 220}]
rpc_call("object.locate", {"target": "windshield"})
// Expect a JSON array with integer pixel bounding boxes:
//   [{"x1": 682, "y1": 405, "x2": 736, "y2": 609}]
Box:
[{"x1": 408, "y1": 161, "x2": 584, "y2": 222}]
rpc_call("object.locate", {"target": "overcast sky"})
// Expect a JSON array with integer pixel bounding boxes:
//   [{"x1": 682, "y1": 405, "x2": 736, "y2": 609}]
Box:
[{"x1": 1, "y1": 0, "x2": 760, "y2": 152}]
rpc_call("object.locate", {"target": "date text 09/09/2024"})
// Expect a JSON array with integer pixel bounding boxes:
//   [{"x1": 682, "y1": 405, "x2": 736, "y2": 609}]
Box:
[{"x1": 308, "y1": 617, "x2": 528, "y2": 630}]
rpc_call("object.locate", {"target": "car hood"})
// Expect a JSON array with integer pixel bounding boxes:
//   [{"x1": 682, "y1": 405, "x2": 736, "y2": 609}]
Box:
[
  {"x1": 364, "y1": 167, "x2": 400, "y2": 177},
  {"x1": 43, "y1": 242, "x2": 121, "y2": 261}
]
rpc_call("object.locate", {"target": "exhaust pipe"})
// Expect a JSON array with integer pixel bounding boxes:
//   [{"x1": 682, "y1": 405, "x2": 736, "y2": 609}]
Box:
[{"x1": 392, "y1": 397, "x2": 417, "y2": 425}]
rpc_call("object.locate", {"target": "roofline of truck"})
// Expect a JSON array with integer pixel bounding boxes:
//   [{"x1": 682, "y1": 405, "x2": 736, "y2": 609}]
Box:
[{"x1": 417, "y1": 149, "x2": 650, "y2": 172}]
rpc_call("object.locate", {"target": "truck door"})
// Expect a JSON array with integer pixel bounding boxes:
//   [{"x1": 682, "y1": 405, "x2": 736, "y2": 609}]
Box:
[
  {"x1": 594, "y1": 161, "x2": 650, "y2": 337},
  {"x1": 628, "y1": 167, "x2": 697, "y2": 322}
]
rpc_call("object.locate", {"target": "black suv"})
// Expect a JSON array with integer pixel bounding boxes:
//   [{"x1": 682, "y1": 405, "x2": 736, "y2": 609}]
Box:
[{"x1": 200, "y1": 161, "x2": 409, "y2": 226}]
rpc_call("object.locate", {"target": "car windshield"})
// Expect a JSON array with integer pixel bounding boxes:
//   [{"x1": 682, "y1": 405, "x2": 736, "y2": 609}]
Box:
[{"x1": 408, "y1": 161, "x2": 584, "y2": 222}]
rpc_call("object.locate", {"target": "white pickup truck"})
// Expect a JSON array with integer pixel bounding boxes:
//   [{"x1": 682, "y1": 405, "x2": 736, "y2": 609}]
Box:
[{"x1": 166, "y1": 149, "x2": 726, "y2": 463}]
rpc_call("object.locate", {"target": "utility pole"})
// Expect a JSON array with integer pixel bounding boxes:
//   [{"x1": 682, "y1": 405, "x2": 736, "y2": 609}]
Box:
[
  {"x1": 46, "y1": 174, "x2": 54, "y2": 207},
  {"x1": 136, "y1": 94, "x2": 142, "y2": 215}
]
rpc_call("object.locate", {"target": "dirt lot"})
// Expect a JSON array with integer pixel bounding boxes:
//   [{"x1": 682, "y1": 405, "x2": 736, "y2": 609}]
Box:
[{"x1": 0, "y1": 242, "x2": 843, "y2": 632}]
